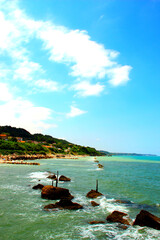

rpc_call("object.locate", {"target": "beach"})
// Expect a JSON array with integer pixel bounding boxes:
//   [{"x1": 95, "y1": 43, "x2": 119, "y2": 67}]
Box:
[{"x1": 0, "y1": 155, "x2": 159, "y2": 239}]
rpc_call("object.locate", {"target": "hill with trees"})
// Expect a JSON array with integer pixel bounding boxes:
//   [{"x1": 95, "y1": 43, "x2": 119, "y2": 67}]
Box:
[{"x1": 0, "y1": 126, "x2": 104, "y2": 156}]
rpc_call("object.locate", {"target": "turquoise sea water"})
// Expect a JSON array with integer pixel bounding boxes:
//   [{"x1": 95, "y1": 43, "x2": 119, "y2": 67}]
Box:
[{"x1": 0, "y1": 155, "x2": 160, "y2": 240}]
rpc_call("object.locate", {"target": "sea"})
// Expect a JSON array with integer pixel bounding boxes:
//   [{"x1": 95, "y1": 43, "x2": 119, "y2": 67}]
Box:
[{"x1": 0, "y1": 155, "x2": 160, "y2": 240}]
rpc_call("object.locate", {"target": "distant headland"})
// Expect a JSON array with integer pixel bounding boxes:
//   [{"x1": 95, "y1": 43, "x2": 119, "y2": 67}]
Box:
[{"x1": 100, "y1": 150, "x2": 157, "y2": 157}]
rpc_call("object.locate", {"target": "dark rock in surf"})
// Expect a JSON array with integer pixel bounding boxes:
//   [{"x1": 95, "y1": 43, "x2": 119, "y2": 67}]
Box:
[
  {"x1": 133, "y1": 210, "x2": 160, "y2": 230},
  {"x1": 106, "y1": 211, "x2": 131, "y2": 225},
  {"x1": 32, "y1": 184, "x2": 44, "y2": 190},
  {"x1": 117, "y1": 224, "x2": 129, "y2": 230},
  {"x1": 56, "y1": 198, "x2": 83, "y2": 210},
  {"x1": 44, "y1": 204, "x2": 57, "y2": 211},
  {"x1": 89, "y1": 221, "x2": 105, "y2": 224},
  {"x1": 47, "y1": 174, "x2": 57, "y2": 180},
  {"x1": 115, "y1": 199, "x2": 132, "y2": 204},
  {"x1": 98, "y1": 164, "x2": 104, "y2": 168},
  {"x1": 59, "y1": 175, "x2": 71, "y2": 181},
  {"x1": 94, "y1": 160, "x2": 99, "y2": 163},
  {"x1": 91, "y1": 201, "x2": 100, "y2": 207},
  {"x1": 41, "y1": 185, "x2": 73, "y2": 200},
  {"x1": 86, "y1": 189, "x2": 103, "y2": 198},
  {"x1": 44, "y1": 198, "x2": 83, "y2": 210}
]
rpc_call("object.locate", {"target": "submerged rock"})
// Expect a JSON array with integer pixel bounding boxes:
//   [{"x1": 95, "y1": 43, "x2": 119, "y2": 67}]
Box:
[
  {"x1": 91, "y1": 201, "x2": 100, "y2": 207},
  {"x1": 44, "y1": 204, "x2": 57, "y2": 210},
  {"x1": 114, "y1": 199, "x2": 133, "y2": 204},
  {"x1": 133, "y1": 210, "x2": 160, "y2": 230},
  {"x1": 41, "y1": 185, "x2": 73, "y2": 200},
  {"x1": 117, "y1": 224, "x2": 129, "y2": 230},
  {"x1": 32, "y1": 184, "x2": 44, "y2": 190},
  {"x1": 86, "y1": 189, "x2": 103, "y2": 198},
  {"x1": 106, "y1": 211, "x2": 132, "y2": 225},
  {"x1": 94, "y1": 160, "x2": 99, "y2": 163},
  {"x1": 59, "y1": 175, "x2": 71, "y2": 181},
  {"x1": 44, "y1": 198, "x2": 83, "y2": 210},
  {"x1": 89, "y1": 221, "x2": 105, "y2": 224}
]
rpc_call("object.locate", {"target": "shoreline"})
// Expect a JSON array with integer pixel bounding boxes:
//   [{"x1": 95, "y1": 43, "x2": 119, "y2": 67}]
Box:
[{"x1": 0, "y1": 153, "x2": 90, "y2": 165}]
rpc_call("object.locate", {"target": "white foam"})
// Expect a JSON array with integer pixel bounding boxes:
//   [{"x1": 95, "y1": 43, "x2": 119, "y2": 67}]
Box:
[
  {"x1": 100, "y1": 197, "x2": 130, "y2": 213},
  {"x1": 79, "y1": 223, "x2": 160, "y2": 240},
  {"x1": 28, "y1": 171, "x2": 49, "y2": 179},
  {"x1": 96, "y1": 168, "x2": 104, "y2": 171}
]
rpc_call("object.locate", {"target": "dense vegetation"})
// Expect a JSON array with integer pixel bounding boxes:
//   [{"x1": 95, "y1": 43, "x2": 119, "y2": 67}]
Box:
[
  {"x1": 0, "y1": 140, "x2": 48, "y2": 155},
  {"x1": 0, "y1": 126, "x2": 104, "y2": 156}
]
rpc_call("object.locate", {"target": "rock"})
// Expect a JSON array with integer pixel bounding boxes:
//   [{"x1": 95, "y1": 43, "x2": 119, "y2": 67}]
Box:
[
  {"x1": 98, "y1": 164, "x2": 104, "y2": 168},
  {"x1": 94, "y1": 160, "x2": 99, "y2": 163},
  {"x1": 106, "y1": 211, "x2": 131, "y2": 225},
  {"x1": 115, "y1": 199, "x2": 132, "y2": 204},
  {"x1": 44, "y1": 198, "x2": 83, "y2": 210},
  {"x1": 86, "y1": 190, "x2": 103, "y2": 198},
  {"x1": 47, "y1": 174, "x2": 57, "y2": 180},
  {"x1": 41, "y1": 185, "x2": 73, "y2": 200},
  {"x1": 44, "y1": 204, "x2": 57, "y2": 210},
  {"x1": 91, "y1": 201, "x2": 100, "y2": 207},
  {"x1": 133, "y1": 210, "x2": 160, "y2": 230},
  {"x1": 32, "y1": 184, "x2": 44, "y2": 190},
  {"x1": 59, "y1": 175, "x2": 71, "y2": 181},
  {"x1": 56, "y1": 198, "x2": 83, "y2": 210},
  {"x1": 117, "y1": 224, "x2": 129, "y2": 230},
  {"x1": 89, "y1": 221, "x2": 105, "y2": 224}
]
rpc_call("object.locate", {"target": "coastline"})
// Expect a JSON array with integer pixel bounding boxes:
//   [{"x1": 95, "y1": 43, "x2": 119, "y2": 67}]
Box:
[{"x1": 0, "y1": 153, "x2": 89, "y2": 165}]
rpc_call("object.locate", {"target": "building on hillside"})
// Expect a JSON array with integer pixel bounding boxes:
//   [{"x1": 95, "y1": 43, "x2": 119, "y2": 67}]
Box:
[
  {"x1": 0, "y1": 134, "x2": 8, "y2": 140},
  {"x1": 16, "y1": 137, "x2": 23, "y2": 142}
]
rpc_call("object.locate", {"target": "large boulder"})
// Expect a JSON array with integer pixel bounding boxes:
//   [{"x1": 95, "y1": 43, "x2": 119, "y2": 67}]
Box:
[
  {"x1": 106, "y1": 211, "x2": 131, "y2": 225},
  {"x1": 41, "y1": 185, "x2": 73, "y2": 200},
  {"x1": 86, "y1": 189, "x2": 103, "y2": 198},
  {"x1": 44, "y1": 198, "x2": 83, "y2": 210},
  {"x1": 133, "y1": 210, "x2": 160, "y2": 230},
  {"x1": 59, "y1": 175, "x2": 71, "y2": 181},
  {"x1": 32, "y1": 184, "x2": 44, "y2": 190},
  {"x1": 56, "y1": 198, "x2": 83, "y2": 210}
]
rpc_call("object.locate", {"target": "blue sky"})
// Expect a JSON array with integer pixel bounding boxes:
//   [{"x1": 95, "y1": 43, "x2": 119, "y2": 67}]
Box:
[{"x1": 0, "y1": 0, "x2": 160, "y2": 154}]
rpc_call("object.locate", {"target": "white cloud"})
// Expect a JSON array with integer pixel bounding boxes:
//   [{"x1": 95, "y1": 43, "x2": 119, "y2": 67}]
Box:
[
  {"x1": 72, "y1": 80, "x2": 105, "y2": 97},
  {"x1": 0, "y1": 98, "x2": 54, "y2": 133},
  {"x1": 35, "y1": 79, "x2": 59, "y2": 92},
  {"x1": 0, "y1": 81, "x2": 55, "y2": 133},
  {"x1": 0, "y1": 0, "x2": 132, "y2": 99},
  {"x1": 14, "y1": 61, "x2": 43, "y2": 81},
  {"x1": 37, "y1": 25, "x2": 119, "y2": 79},
  {"x1": 107, "y1": 65, "x2": 132, "y2": 86},
  {"x1": 66, "y1": 106, "x2": 87, "y2": 118},
  {"x1": 0, "y1": 82, "x2": 12, "y2": 101}
]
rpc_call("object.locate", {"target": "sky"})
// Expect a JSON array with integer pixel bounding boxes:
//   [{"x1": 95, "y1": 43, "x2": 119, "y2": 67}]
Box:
[{"x1": 0, "y1": 0, "x2": 160, "y2": 155}]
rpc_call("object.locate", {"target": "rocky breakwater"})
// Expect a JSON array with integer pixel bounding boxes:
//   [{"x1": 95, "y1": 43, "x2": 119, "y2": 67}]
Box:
[
  {"x1": 41, "y1": 185, "x2": 74, "y2": 200},
  {"x1": 9, "y1": 154, "x2": 54, "y2": 161},
  {"x1": 3, "y1": 160, "x2": 40, "y2": 165}
]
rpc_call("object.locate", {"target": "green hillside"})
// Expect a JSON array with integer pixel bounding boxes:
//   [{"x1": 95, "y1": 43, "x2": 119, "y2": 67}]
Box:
[{"x1": 0, "y1": 126, "x2": 104, "y2": 156}]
